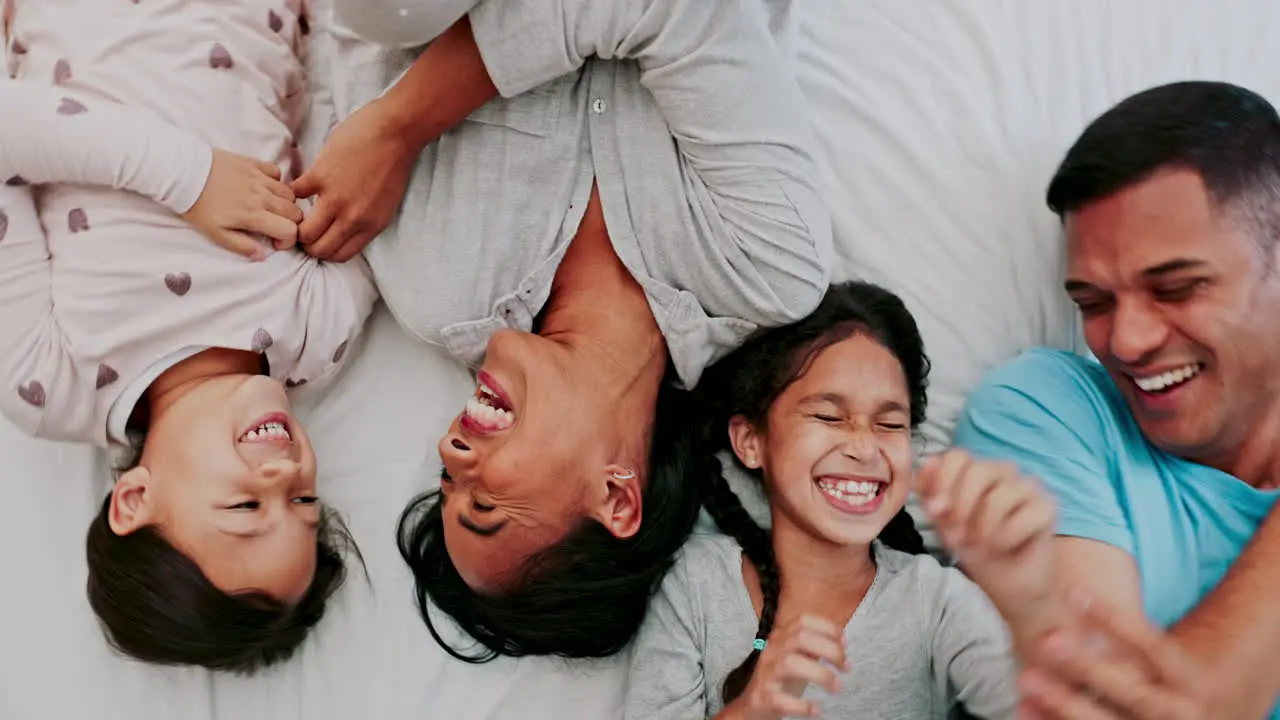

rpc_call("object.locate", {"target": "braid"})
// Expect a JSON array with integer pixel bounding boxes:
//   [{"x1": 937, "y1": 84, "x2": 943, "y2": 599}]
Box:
[
  {"x1": 701, "y1": 465, "x2": 780, "y2": 706},
  {"x1": 877, "y1": 507, "x2": 927, "y2": 555}
]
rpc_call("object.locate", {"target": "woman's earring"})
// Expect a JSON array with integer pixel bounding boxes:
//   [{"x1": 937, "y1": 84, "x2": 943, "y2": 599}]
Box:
[{"x1": 611, "y1": 470, "x2": 636, "y2": 480}]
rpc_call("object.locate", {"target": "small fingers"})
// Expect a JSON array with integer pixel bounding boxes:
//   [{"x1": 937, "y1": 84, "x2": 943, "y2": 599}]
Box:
[
  {"x1": 239, "y1": 210, "x2": 298, "y2": 248},
  {"x1": 254, "y1": 159, "x2": 283, "y2": 180},
  {"x1": 778, "y1": 654, "x2": 841, "y2": 694},
  {"x1": 261, "y1": 192, "x2": 304, "y2": 224},
  {"x1": 755, "y1": 684, "x2": 818, "y2": 719},
  {"x1": 213, "y1": 229, "x2": 269, "y2": 261},
  {"x1": 989, "y1": 493, "x2": 1055, "y2": 555},
  {"x1": 920, "y1": 449, "x2": 972, "y2": 520},
  {"x1": 788, "y1": 630, "x2": 848, "y2": 674},
  {"x1": 964, "y1": 473, "x2": 1031, "y2": 552}
]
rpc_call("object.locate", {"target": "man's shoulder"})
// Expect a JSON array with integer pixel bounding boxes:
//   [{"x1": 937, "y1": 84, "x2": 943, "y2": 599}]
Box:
[{"x1": 966, "y1": 348, "x2": 1125, "y2": 425}]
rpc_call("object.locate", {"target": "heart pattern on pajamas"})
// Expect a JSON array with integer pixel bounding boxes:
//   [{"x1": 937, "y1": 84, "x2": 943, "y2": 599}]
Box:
[
  {"x1": 4, "y1": 176, "x2": 27, "y2": 186},
  {"x1": 332, "y1": 341, "x2": 348, "y2": 364},
  {"x1": 252, "y1": 328, "x2": 274, "y2": 353},
  {"x1": 164, "y1": 272, "x2": 192, "y2": 296},
  {"x1": 209, "y1": 43, "x2": 234, "y2": 70},
  {"x1": 56, "y1": 97, "x2": 86, "y2": 115},
  {"x1": 53, "y1": 58, "x2": 71, "y2": 85},
  {"x1": 17, "y1": 380, "x2": 45, "y2": 408},
  {"x1": 96, "y1": 364, "x2": 119, "y2": 390},
  {"x1": 268, "y1": 10, "x2": 284, "y2": 33},
  {"x1": 67, "y1": 208, "x2": 89, "y2": 233}
]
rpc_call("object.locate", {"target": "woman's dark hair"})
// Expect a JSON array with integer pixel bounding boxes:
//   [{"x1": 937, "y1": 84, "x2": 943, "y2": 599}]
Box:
[
  {"x1": 86, "y1": 437, "x2": 358, "y2": 673},
  {"x1": 396, "y1": 377, "x2": 704, "y2": 661},
  {"x1": 1046, "y1": 81, "x2": 1280, "y2": 247},
  {"x1": 693, "y1": 281, "x2": 931, "y2": 705}
]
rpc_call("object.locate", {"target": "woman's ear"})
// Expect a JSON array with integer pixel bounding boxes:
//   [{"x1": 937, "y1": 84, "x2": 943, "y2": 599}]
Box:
[
  {"x1": 592, "y1": 465, "x2": 643, "y2": 539},
  {"x1": 108, "y1": 467, "x2": 154, "y2": 536},
  {"x1": 727, "y1": 415, "x2": 764, "y2": 470}
]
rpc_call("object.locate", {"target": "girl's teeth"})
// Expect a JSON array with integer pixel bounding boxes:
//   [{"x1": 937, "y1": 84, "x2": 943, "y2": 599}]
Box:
[
  {"x1": 243, "y1": 422, "x2": 290, "y2": 441},
  {"x1": 817, "y1": 479, "x2": 881, "y2": 505}
]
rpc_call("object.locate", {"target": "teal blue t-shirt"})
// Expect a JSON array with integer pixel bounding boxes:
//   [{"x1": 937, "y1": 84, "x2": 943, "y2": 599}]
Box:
[{"x1": 954, "y1": 348, "x2": 1279, "y2": 715}]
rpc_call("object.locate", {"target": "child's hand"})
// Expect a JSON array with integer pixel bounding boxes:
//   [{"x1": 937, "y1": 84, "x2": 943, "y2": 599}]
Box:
[
  {"x1": 181, "y1": 149, "x2": 303, "y2": 261},
  {"x1": 916, "y1": 449, "x2": 1058, "y2": 626},
  {"x1": 734, "y1": 614, "x2": 847, "y2": 720}
]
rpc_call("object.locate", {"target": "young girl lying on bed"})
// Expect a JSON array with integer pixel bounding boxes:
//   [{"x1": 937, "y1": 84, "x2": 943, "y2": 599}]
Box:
[
  {"x1": 624, "y1": 282, "x2": 1018, "y2": 720},
  {"x1": 0, "y1": 0, "x2": 377, "y2": 672}
]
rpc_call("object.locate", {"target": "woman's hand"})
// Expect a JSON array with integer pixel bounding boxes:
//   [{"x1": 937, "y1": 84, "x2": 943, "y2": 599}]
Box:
[
  {"x1": 181, "y1": 149, "x2": 302, "y2": 260},
  {"x1": 728, "y1": 614, "x2": 847, "y2": 720},
  {"x1": 291, "y1": 98, "x2": 418, "y2": 263}
]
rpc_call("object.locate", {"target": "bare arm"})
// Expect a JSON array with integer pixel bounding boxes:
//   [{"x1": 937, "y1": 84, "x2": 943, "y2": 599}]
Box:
[{"x1": 1163, "y1": 506, "x2": 1280, "y2": 716}]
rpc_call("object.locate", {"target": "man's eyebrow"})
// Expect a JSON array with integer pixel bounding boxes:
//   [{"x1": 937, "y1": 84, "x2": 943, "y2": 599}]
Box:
[{"x1": 459, "y1": 514, "x2": 506, "y2": 537}]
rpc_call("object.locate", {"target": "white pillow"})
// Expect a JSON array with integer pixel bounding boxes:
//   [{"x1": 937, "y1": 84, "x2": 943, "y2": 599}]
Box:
[{"x1": 797, "y1": 0, "x2": 1280, "y2": 451}]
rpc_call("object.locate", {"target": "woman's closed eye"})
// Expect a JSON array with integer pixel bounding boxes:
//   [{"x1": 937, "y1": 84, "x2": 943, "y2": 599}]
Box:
[{"x1": 472, "y1": 499, "x2": 496, "y2": 513}]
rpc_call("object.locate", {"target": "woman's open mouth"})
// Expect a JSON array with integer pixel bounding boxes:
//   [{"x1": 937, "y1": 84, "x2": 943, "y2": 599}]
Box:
[{"x1": 461, "y1": 372, "x2": 515, "y2": 433}]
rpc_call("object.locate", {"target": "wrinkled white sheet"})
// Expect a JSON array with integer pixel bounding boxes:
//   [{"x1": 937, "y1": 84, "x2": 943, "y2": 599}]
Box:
[{"x1": 3, "y1": 1, "x2": 1279, "y2": 718}]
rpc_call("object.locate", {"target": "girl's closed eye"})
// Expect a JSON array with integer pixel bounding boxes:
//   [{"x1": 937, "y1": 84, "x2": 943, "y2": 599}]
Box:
[
  {"x1": 229, "y1": 500, "x2": 260, "y2": 510},
  {"x1": 293, "y1": 496, "x2": 318, "y2": 505}
]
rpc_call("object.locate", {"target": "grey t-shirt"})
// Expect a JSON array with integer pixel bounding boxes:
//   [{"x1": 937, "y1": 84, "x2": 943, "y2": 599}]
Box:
[{"x1": 625, "y1": 534, "x2": 1018, "y2": 720}]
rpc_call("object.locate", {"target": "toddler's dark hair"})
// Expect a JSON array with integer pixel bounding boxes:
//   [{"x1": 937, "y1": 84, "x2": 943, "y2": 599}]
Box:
[{"x1": 85, "y1": 436, "x2": 356, "y2": 673}]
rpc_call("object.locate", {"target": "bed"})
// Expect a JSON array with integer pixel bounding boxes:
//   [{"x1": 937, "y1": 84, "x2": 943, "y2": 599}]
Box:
[{"x1": 2, "y1": 1, "x2": 1277, "y2": 718}]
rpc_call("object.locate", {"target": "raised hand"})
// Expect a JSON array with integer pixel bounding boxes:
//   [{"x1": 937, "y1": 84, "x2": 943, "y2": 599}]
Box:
[
  {"x1": 916, "y1": 449, "x2": 1059, "y2": 632},
  {"x1": 728, "y1": 614, "x2": 847, "y2": 720}
]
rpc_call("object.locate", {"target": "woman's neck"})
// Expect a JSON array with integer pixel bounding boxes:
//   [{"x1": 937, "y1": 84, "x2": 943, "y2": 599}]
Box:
[
  {"x1": 770, "y1": 517, "x2": 878, "y2": 628},
  {"x1": 537, "y1": 196, "x2": 668, "y2": 403}
]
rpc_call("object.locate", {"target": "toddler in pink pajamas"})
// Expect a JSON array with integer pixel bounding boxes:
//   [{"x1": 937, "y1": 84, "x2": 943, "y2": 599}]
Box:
[{"x1": 0, "y1": 0, "x2": 377, "y2": 672}]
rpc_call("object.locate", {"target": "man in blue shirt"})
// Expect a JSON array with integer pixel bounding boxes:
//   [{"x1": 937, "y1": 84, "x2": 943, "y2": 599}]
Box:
[{"x1": 954, "y1": 81, "x2": 1280, "y2": 719}]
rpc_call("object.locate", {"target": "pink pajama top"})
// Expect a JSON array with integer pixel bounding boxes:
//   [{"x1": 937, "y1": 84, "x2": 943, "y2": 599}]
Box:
[{"x1": 0, "y1": 0, "x2": 378, "y2": 446}]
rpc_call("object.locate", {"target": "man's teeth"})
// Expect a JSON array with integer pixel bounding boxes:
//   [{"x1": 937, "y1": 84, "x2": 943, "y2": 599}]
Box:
[
  {"x1": 1133, "y1": 363, "x2": 1200, "y2": 393},
  {"x1": 465, "y1": 397, "x2": 514, "y2": 429},
  {"x1": 242, "y1": 421, "x2": 290, "y2": 441},
  {"x1": 817, "y1": 479, "x2": 882, "y2": 505}
]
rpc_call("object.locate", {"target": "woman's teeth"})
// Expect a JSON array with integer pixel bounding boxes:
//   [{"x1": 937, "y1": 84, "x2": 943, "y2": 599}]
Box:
[
  {"x1": 241, "y1": 421, "x2": 290, "y2": 442},
  {"x1": 817, "y1": 478, "x2": 882, "y2": 506},
  {"x1": 465, "y1": 383, "x2": 514, "y2": 429}
]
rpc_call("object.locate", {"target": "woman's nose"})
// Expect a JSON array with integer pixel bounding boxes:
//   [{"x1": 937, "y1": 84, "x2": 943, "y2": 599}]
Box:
[{"x1": 439, "y1": 432, "x2": 477, "y2": 467}]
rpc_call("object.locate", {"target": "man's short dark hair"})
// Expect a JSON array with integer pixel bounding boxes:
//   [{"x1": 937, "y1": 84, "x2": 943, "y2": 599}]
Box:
[{"x1": 1046, "y1": 80, "x2": 1280, "y2": 245}]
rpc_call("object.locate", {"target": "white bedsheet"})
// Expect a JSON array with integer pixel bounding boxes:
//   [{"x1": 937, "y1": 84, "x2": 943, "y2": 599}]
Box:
[{"x1": 3, "y1": 1, "x2": 1279, "y2": 718}]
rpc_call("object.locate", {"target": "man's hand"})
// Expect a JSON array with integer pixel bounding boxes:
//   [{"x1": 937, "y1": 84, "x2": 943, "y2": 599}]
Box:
[
  {"x1": 291, "y1": 97, "x2": 417, "y2": 263},
  {"x1": 181, "y1": 149, "x2": 302, "y2": 260},
  {"x1": 1018, "y1": 593, "x2": 1223, "y2": 720}
]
